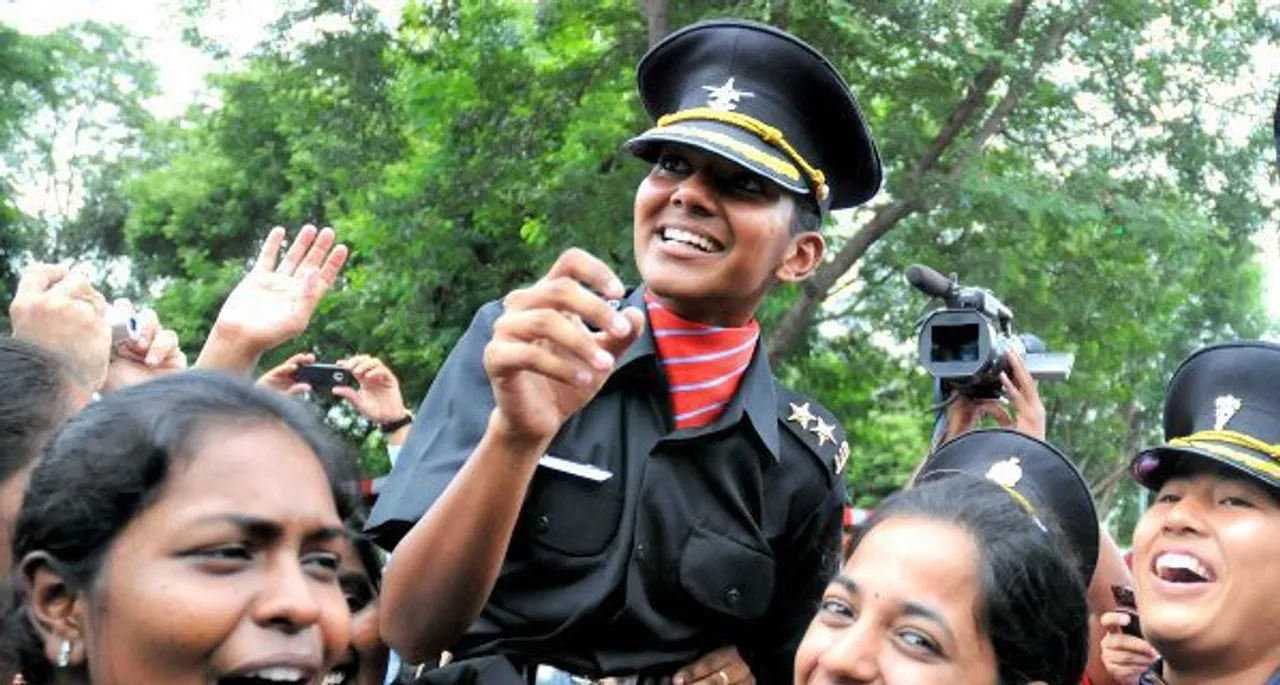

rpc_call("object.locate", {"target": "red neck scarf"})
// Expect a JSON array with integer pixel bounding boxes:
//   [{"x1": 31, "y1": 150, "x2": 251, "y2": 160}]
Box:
[{"x1": 645, "y1": 291, "x2": 760, "y2": 430}]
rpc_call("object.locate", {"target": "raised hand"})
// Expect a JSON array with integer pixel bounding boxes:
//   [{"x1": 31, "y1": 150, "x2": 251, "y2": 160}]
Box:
[
  {"x1": 483, "y1": 248, "x2": 644, "y2": 444},
  {"x1": 8, "y1": 263, "x2": 112, "y2": 396},
  {"x1": 940, "y1": 351, "x2": 1046, "y2": 443},
  {"x1": 101, "y1": 299, "x2": 187, "y2": 393},
  {"x1": 331, "y1": 354, "x2": 410, "y2": 424},
  {"x1": 197, "y1": 225, "x2": 348, "y2": 374}
]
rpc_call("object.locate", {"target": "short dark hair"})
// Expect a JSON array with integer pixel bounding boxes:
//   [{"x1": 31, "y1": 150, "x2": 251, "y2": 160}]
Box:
[
  {"x1": 0, "y1": 337, "x2": 71, "y2": 484},
  {"x1": 1, "y1": 371, "x2": 359, "y2": 684},
  {"x1": 853, "y1": 476, "x2": 1090, "y2": 685},
  {"x1": 790, "y1": 197, "x2": 821, "y2": 236}
]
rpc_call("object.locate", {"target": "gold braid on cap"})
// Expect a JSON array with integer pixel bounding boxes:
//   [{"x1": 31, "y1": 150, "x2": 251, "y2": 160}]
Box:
[
  {"x1": 1168, "y1": 429, "x2": 1280, "y2": 478},
  {"x1": 656, "y1": 107, "x2": 829, "y2": 202}
]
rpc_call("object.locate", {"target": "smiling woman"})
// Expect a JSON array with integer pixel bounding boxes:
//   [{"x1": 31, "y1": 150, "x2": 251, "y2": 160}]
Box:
[
  {"x1": 0, "y1": 371, "x2": 361, "y2": 685},
  {"x1": 794, "y1": 476, "x2": 1090, "y2": 685},
  {"x1": 1124, "y1": 341, "x2": 1280, "y2": 684}
]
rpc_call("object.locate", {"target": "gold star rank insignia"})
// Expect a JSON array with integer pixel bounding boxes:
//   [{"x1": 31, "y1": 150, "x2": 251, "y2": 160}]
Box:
[
  {"x1": 788, "y1": 402, "x2": 816, "y2": 429},
  {"x1": 835, "y1": 441, "x2": 850, "y2": 474},
  {"x1": 812, "y1": 418, "x2": 836, "y2": 446}
]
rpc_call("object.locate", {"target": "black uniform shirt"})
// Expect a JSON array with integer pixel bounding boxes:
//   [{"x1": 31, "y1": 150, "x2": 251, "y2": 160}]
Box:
[{"x1": 367, "y1": 287, "x2": 845, "y2": 681}]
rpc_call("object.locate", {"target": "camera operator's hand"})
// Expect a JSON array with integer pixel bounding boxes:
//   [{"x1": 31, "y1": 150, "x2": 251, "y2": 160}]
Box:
[
  {"x1": 672, "y1": 645, "x2": 754, "y2": 685},
  {"x1": 331, "y1": 354, "x2": 409, "y2": 425},
  {"x1": 485, "y1": 248, "x2": 644, "y2": 446},
  {"x1": 256, "y1": 352, "x2": 317, "y2": 396},
  {"x1": 940, "y1": 351, "x2": 1045, "y2": 442},
  {"x1": 9, "y1": 263, "x2": 111, "y2": 399},
  {"x1": 196, "y1": 225, "x2": 348, "y2": 374},
  {"x1": 101, "y1": 300, "x2": 187, "y2": 393},
  {"x1": 1100, "y1": 612, "x2": 1159, "y2": 685}
]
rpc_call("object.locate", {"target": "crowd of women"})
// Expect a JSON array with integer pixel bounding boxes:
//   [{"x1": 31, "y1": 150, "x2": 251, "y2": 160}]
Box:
[{"x1": 1, "y1": 17, "x2": 1277, "y2": 685}]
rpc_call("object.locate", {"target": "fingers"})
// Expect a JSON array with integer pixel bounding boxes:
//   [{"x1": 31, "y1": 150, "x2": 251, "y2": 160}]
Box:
[
  {"x1": 331, "y1": 385, "x2": 360, "y2": 404},
  {"x1": 542, "y1": 248, "x2": 625, "y2": 300},
  {"x1": 485, "y1": 339, "x2": 595, "y2": 389},
  {"x1": 277, "y1": 224, "x2": 318, "y2": 275},
  {"x1": 495, "y1": 310, "x2": 618, "y2": 375},
  {"x1": 253, "y1": 227, "x2": 288, "y2": 273},
  {"x1": 146, "y1": 328, "x2": 183, "y2": 367},
  {"x1": 297, "y1": 225, "x2": 337, "y2": 273},
  {"x1": 594, "y1": 306, "x2": 645, "y2": 358},
  {"x1": 1005, "y1": 349, "x2": 1037, "y2": 390},
  {"x1": 672, "y1": 646, "x2": 752, "y2": 685},
  {"x1": 13, "y1": 263, "x2": 69, "y2": 300},
  {"x1": 505, "y1": 277, "x2": 633, "y2": 339},
  {"x1": 301, "y1": 241, "x2": 349, "y2": 303},
  {"x1": 1100, "y1": 611, "x2": 1131, "y2": 632},
  {"x1": 978, "y1": 399, "x2": 1015, "y2": 427}
]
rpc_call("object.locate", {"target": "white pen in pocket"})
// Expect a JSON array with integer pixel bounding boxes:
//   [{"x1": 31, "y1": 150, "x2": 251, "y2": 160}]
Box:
[{"x1": 538, "y1": 454, "x2": 613, "y2": 482}]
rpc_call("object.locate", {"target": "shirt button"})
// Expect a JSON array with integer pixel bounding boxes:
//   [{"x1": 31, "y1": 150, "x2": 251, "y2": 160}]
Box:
[
  {"x1": 635, "y1": 543, "x2": 647, "y2": 561},
  {"x1": 724, "y1": 586, "x2": 742, "y2": 605},
  {"x1": 535, "y1": 515, "x2": 551, "y2": 534}
]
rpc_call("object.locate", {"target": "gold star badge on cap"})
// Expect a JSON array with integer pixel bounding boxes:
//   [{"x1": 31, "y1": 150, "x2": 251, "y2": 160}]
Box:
[
  {"x1": 1214, "y1": 395, "x2": 1242, "y2": 431},
  {"x1": 985, "y1": 458, "x2": 1023, "y2": 489},
  {"x1": 812, "y1": 418, "x2": 836, "y2": 447},
  {"x1": 788, "y1": 402, "x2": 816, "y2": 430}
]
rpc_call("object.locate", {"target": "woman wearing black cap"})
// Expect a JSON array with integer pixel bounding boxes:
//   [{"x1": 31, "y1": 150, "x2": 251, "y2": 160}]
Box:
[
  {"x1": 795, "y1": 466, "x2": 1092, "y2": 683},
  {"x1": 1110, "y1": 342, "x2": 1280, "y2": 684},
  {"x1": 367, "y1": 18, "x2": 881, "y2": 685}
]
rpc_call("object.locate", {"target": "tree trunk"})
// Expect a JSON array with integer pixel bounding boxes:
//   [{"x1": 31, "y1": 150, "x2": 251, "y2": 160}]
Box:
[{"x1": 638, "y1": 0, "x2": 669, "y2": 48}]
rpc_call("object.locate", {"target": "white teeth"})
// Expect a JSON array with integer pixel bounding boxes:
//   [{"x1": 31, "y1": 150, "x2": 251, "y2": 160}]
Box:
[
  {"x1": 245, "y1": 667, "x2": 307, "y2": 682},
  {"x1": 662, "y1": 227, "x2": 718, "y2": 252},
  {"x1": 322, "y1": 673, "x2": 346, "y2": 685},
  {"x1": 1156, "y1": 552, "x2": 1210, "y2": 580}
]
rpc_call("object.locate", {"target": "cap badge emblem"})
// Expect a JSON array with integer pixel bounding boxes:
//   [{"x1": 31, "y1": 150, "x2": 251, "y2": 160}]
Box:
[
  {"x1": 1214, "y1": 395, "x2": 1241, "y2": 431},
  {"x1": 703, "y1": 77, "x2": 754, "y2": 111},
  {"x1": 835, "y1": 441, "x2": 850, "y2": 474},
  {"x1": 985, "y1": 458, "x2": 1023, "y2": 489},
  {"x1": 788, "y1": 401, "x2": 816, "y2": 429}
]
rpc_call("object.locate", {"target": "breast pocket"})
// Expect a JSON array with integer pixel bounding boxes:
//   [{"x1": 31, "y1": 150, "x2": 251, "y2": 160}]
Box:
[
  {"x1": 519, "y1": 466, "x2": 623, "y2": 557},
  {"x1": 678, "y1": 528, "x2": 776, "y2": 621}
]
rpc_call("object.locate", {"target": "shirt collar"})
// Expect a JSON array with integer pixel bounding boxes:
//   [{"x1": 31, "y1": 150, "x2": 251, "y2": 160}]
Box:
[{"x1": 613, "y1": 287, "x2": 781, "y2": 462}]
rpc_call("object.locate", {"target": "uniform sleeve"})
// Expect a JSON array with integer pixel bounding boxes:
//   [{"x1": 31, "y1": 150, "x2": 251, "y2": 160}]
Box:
[
  {"x1": 365, "y1": 301, "x2": 503, "y2": 551},
  {"x1": 743, "y1": 480, "x2": 843, "y2": 681}
]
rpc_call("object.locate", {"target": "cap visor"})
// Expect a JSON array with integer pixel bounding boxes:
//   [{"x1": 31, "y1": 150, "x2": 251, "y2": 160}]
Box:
[
  {"x1": 626, "y1": 119, "x2": 810, "y2": 197},
  {"x1": 1132, "y1": 443, "x2": 1280, "y2": 492}
]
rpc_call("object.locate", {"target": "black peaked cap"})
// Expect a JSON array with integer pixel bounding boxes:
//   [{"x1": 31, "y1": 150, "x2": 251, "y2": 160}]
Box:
[
  {"x1": 916, "y1": 429, "x2": 1100, "y2": 583},
  {"x1": 1131, "y1": 341, "x2": 1280, "y2": 493},
  {"x1": 627, "y1": 19, "x2": 882, "y2": 212}
]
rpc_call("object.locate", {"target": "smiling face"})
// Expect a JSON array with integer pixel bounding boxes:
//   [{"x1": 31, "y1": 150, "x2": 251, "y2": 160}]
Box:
[
  {"x1": 633, "y1": 143, "x2": 822, "y2": 326},
  {"x1": 80, "y1": 421, "x2": 352, "y2": 685},
  {"x1": 794, "y1": 517, "x2": 998, "y2": 685},
  {"x1": 1132, "y1": 463, "x2": 1280, "y2": 669}
]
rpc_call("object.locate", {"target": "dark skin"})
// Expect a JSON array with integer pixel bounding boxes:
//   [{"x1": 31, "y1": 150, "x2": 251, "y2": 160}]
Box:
[{"x1": 379, "y1": 143, "x2": 825, "y2": 670}]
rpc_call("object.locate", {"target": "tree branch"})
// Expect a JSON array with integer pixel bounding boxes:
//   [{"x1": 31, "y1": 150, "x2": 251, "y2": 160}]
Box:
[{"x1": 908, "y1": 0, "x2": 1032, "y2": 183}]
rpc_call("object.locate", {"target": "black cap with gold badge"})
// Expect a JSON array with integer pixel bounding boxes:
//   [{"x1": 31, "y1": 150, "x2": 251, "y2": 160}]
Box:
[
  {"x1": 627, "y1": 19, "x2": 882, "y2": 214},
  {"x1": 1131, "y1": 341, "x2": 1280, "y2": 493},
  {"x1": 915, "y1": 429, "x2": 1101, "y2": 583}
]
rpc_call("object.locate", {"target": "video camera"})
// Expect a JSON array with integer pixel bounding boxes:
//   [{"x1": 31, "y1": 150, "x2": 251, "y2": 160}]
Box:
[{"x1": 906, "y1": 264, "x2": 1074, "y2": 399}]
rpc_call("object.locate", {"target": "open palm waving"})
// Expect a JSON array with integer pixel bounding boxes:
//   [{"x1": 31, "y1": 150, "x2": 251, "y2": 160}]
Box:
[{"x1": 196, "y1": 225, "x2": 348, "y2": 374}]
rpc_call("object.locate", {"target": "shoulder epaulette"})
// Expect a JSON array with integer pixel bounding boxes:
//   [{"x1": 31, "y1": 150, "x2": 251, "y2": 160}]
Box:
[{"x1": 777, "y1": 386, "x2": 850, "y2": 478}]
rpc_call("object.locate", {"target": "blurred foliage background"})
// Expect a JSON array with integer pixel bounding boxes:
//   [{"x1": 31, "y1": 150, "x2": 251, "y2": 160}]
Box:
[{"x1": 3, "y1": 0, "x2": 1277, "y2": 543}]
